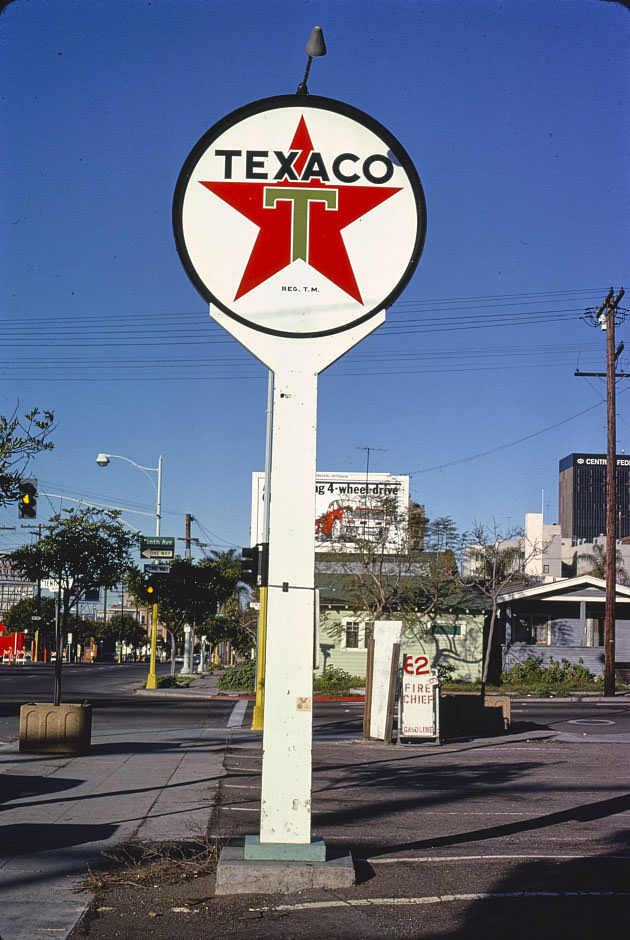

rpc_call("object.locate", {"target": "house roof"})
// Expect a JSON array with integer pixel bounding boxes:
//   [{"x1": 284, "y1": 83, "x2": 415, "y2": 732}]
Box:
[
  {"x1": 498, "y1": 574, "x2": 630, "y2": 605},
  {"x1": 314, "y1": 564, "x2": 489, "y2": 613}
]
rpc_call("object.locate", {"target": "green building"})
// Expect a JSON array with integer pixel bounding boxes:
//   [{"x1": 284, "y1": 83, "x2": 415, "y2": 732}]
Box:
[{"x1": 314, "y1": 563, "x2": 486, "y2": 681}]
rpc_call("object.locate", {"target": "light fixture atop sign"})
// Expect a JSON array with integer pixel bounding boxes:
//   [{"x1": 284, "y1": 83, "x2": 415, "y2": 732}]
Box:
[{"x1": 297, "y1": 26, "x2": 327, "y2": 96}]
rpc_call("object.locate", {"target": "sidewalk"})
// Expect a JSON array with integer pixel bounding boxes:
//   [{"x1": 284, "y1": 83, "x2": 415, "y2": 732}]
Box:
[{"x1": 0, "y1": 671, "x2": 232, "y2": 940}]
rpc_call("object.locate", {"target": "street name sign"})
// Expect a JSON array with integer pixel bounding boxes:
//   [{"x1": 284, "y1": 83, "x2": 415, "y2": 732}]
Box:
[{"x1": 140, "y1": 536, "x2": 175, "y2": 559}]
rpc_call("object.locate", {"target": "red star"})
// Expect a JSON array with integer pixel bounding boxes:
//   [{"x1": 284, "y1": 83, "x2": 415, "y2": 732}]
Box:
[{"x1": 200, "y1": 118, "x2": 401, "y2": 304}]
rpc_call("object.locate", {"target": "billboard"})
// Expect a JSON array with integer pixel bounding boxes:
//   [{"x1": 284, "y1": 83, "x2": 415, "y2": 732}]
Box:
[{"x1": 251, "y1": 471, "x2": 409, "y2": 553}]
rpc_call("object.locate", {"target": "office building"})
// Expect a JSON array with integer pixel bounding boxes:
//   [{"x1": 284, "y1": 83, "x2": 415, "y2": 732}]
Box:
[{"x1": 559, "y1": 453, "x2": 630, "y2": 542}]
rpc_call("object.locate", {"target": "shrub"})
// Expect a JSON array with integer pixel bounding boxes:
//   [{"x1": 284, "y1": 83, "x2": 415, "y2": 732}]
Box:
[
  {"x1": 217, "y1": 658, "x2": 256, "y2": 691},
  {"x1": 313, "y1": 666, "x2": 364, "y2": 694},
  {"x1": 435, "y1": 661, "x2": 456, "y2": 684},
  {"x1": 501, "y1": 656, "x2": 594, "y2": 688}
]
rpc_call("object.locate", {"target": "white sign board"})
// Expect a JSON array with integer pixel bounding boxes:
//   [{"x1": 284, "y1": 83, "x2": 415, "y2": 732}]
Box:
[
  {"x1": 41, "y1": 578, "x2": 73, "y2": 593},
  {"x1": 369, "y1": 620, "x2": 403, "y2": 741},
  {"x1": 251, "y1": 471, "x2": 409, "y2": 553},
  {"x1": 400, "y1": 655, "x2": 439, "y2": 739}
]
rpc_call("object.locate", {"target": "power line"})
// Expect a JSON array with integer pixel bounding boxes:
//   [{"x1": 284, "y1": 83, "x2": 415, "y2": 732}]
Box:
[{"x1": 405, "y1": 396, "x2": 621, "y2": 476}]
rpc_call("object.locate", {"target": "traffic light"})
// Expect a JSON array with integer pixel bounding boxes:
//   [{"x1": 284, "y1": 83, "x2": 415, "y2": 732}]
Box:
[
  {"x1": 239, "y1": 544, "x2": 269, "y2": 586},
  {"x1": 141, "y1": 575, "x2": 160, "y2": 603},
  {"x1": 18, "y1": 478, "x2": 37, "y2": 519},
  {"x1": 259, "y1": 542, "x2": 269, "y2": 588},
  {"x1": 240, "y1": 546, "x2": 259, "y2": 585}
]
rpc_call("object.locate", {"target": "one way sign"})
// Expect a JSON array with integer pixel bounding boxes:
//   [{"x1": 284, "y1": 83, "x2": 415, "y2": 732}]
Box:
[{"x1": 140, "y1": 536, "x2": 175, "y2": 559}]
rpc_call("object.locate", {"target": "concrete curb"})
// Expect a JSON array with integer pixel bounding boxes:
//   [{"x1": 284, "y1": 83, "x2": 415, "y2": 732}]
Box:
[
  {"x1": 513, "y1": 695, "x2": 630, "y2": 703},
  {"x1": 134, "y1": 684, "x2": 366, "y2": 702}
]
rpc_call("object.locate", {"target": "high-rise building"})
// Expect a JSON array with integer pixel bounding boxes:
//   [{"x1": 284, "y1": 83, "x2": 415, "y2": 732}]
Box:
[{"x1": 559, "y1": 453, "x2": 630, "y2": 542}]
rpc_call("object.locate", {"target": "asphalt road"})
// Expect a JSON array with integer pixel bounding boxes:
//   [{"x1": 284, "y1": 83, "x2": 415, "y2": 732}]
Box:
[
  {"x1": 4, "y1": 663, "x2": 630, "y2": 742},
  {"x1": 0, "y1": 663, "x2": 365, "y2": 746},
  {"x1": 2, "y1": 665, "x2": 629, "y2": 939},
  {"x1": 68, "y1": 724, "x2": 630, "y2": 940},
  {"x1": 510, "y1": 699, "x2": 630, "y2": 740}
]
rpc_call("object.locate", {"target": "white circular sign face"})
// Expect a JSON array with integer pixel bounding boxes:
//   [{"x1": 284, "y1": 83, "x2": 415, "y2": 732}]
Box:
[{"x1": 173, "y1": 95, "x2": 426, "y2": 338}]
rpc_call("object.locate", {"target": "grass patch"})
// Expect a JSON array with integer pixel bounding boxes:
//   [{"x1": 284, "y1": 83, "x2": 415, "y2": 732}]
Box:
[{"x1": 146, "y1": 674, "x2": 193, "y2": 689}]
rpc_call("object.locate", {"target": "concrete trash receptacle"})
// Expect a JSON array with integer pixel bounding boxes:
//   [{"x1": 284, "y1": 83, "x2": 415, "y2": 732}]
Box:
[{"x1": 19, "y1": 702, "x2": 92, "y2": 754}]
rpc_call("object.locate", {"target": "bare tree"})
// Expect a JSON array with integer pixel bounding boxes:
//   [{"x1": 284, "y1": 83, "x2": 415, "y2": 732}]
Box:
[
  {"x1": 463, "y1": 520, "x2": 549, "y2": 691},
  {"x1": 320, "y1": 500, "x2": 472, "y2": 642}
]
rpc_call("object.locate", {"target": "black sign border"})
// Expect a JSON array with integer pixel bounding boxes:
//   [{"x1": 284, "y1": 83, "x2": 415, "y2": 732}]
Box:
[{"x1": 173, "y1": 94, "x2": 427, "y2": 339}]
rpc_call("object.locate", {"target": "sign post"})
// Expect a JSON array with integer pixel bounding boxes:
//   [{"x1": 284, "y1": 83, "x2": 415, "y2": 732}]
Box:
[{"x1": 173, "y1": 93, "x2": 426, "y2": 858}]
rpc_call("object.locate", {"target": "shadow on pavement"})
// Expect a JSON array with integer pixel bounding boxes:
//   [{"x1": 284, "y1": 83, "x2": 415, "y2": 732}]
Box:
[
  {"x1": 0, "y1": 822, "x2": 118, "y2": 856},
  {"x1": 339, "y1": 792, "x2": 630, "y2": 860},
  {"x1": 0, "y1": 773, "x2": 80, "y2": 804},
  {"x1": 459, "y1": 830, "x2": 630, "y2": 940}
]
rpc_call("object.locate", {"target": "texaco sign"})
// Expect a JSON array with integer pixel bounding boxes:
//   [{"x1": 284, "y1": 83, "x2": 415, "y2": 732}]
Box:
[{"x1": 173, "y1": 95, "x2": 426, "y2": 338}]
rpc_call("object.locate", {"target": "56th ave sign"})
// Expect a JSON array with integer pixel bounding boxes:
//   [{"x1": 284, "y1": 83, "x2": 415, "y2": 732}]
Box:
[
  {"x1": 173, "y1": 95, "x2": 426, "y2": 338},
  {"x1": 140, "y1": 536, "x2": 175, "y2": 559}
]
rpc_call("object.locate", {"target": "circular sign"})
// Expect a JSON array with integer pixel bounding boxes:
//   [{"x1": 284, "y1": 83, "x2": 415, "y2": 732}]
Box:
[{"x1": 173, "y1": 95, "x2": 426, "y2": 338}]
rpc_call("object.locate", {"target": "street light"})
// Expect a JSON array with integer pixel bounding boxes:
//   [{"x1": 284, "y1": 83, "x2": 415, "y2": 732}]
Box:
[
  {"x1": 96, "y1": 453, "x2": 162, "y2": 535},
  {"x1": 96, "y1": 452, "x2": 163, "y2": 688}
]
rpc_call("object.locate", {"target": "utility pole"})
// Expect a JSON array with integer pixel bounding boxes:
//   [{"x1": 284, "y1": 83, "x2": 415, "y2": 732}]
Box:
[
  {"x1": 185, "y1": 513, "x2": 193, "y2": 560},
  {"x1": 177, "y1": 515, "x2": 207, "y2": 559},
  {"x1": 576, "y1": 287, "x2": 626, "y2": 695}
]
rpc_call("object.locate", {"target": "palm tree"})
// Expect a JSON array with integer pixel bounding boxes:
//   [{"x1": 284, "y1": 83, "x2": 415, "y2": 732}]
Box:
[
  {"x1": 207, "y1": 549, "x2": 245, "y2": 604},
  {"x1": 577, "y1": 543, "x2": 629, "y2": 584}
]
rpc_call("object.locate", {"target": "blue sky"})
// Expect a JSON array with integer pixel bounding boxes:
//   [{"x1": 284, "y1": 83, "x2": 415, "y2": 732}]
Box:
[{"x1": 1, "y1": 0, "x2": 629, "y2": 560}]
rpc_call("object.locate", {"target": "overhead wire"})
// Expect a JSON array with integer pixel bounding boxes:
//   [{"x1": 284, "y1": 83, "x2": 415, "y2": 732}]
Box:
[
  {"x1": 1, "y1": 289, "x2": 613, "y2": 381},
  {"x1": 406, "y1": 384, "x2": 630, "y2": 476}
]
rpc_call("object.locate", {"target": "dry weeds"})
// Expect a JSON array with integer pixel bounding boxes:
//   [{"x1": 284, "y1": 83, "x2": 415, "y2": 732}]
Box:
[{"x1": 78, "y1": 833, "x2": 221, "y2": 893}]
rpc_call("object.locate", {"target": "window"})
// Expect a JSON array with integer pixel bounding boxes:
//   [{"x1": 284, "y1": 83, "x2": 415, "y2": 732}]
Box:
[
  {"x1": 512, "y1": 614, "x2": 549, "y2": 644},
  {"x1": 431, "y1": 620, "x2": 465, "y2": 636},
  {"x1": 345, "y1": 621, "x2": 360, "y2": 649},
  {"x1": 532, "y1": 617, "x2": 549, "y2": 644},
  {"x1": 341, "y1": 620, "x2": 367, "y2": 650},
  {"x1": 542, "y1": 564, "x2": 550, "y2": 574},
  {"x1": 587, "y1": 618, "x2": 604, "y2": 647}
]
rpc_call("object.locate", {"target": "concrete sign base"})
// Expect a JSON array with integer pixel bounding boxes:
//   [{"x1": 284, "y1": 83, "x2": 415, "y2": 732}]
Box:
[
  {"x1": 244, "y1": 833, "x2": 326, "y2": 861},
  {"x1": 216, "y1": 843, "x2": 355, "y2": 896}
]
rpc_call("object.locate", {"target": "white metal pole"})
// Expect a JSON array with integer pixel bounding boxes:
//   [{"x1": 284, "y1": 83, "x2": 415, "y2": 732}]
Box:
[
  {"x1": 260, "y1": 365, "x2": 318, "y2": 844},
  {"x1": 263, "y1": 372, "x2": 274, "y2": 542},
  {"x1": 210, "y1": 305, "x2": 386, "y2": 852},
  {"x1": 156, "y1": 456, "x2": 162, "y2": 536}
]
